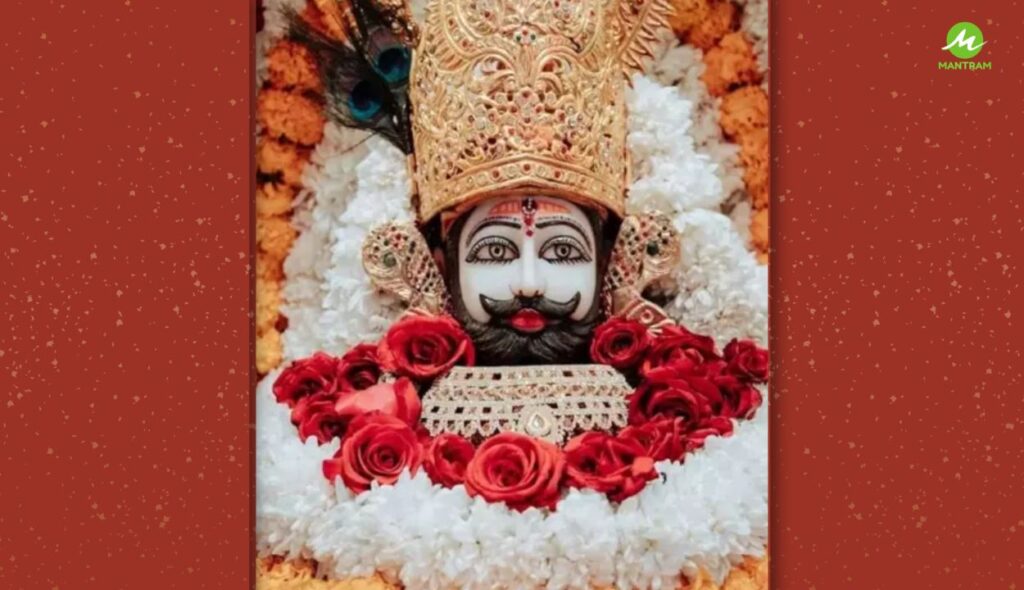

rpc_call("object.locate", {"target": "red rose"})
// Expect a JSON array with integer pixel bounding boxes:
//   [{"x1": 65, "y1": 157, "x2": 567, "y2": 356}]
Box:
[
  {"x1": 464, "y1": 433, "x2": 565, "y2": 511},
  {"x1": 685, "y1": 416, "x2": 734, "y2": 452},
  {"x1": 273, "y1": 352, "x2": 340, "y2": 407},
  {"x1": 589, "y1": 318, "x2": 652, "y2": 370},
  {"x1": 334, "y1": 377, "x2": 422, "y2": 428},
  {"x1": 713, "y1": 373, "x2": 763, "y2": 420},
  {"x1": 640, "y1": 325, "x2": 720, "y2": 375},
  {"x1": 424, "y1": 433, "x2": 475, "y2": 488},
  {"x1": 564, "y1": 432, "x2": 657, "y2": 502},
  {"x1": 337, "y1": 344, "x2": 383, "y2": 392},
  {"x1": 628, "y1": 360, "x2": 721, "y2": 428},
  {"x1": 322, "y1": 414, "x2": 423, "y2": 493},
  {"x1": 378, "y1": 315, "x2": 476, "y2": 380},
  {"x1": 291, "y1": 393, "x2": 347, "y2": 444},
  {"x1": 619, "y1": 416, "x2": 686, "y2": 462},
  {"x1": 723, "y1": 339, "x2": 769, "y2": 384}
]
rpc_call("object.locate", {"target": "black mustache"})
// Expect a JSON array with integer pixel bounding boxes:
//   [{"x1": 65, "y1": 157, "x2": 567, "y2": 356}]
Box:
[{"x1": 479, "y1": 293, "x2": 581, "y2": 320}]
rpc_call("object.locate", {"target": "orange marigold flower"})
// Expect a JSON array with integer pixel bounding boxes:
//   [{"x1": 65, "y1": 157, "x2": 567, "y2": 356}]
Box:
[
  {"x1": 719, "y1": 85, "x2": 768, "y2": 140},
  {"x1": 258, "y1": 88, "x2": 325, "y2": 146},
  {"x1": 701, "y1": 32, "x2": 761, "y2": 96},
  {"x1": 257, "y1": 182, "x2": 295, "y2": 218},
  {"x1": 257, "y1": 328, "x2": 283, "y2": 375},
  {"x1": 738, "y1": 127, "x2": 769, "y2": 209},
  {"x1": 686, "y1": 0, "x2": 736, "y2": 50},
  {"x1": 266, "y1": 41, "x2": 322, "y2": 93},
  {"x1": 257, "y1": 138, "x2": 309, "y2": 186},
  {"x1": 256, "y1": 255, "x2": 284, "y2": 283},
  {"x1": 668, "y1": 0, "x2": 710, "y2": 38},
  {"x1": 256, "y1": 279, "x2": 282, "y2": 333},
  {"x1": 257, "y1": 216, "x2": 297, "y2": 262}
]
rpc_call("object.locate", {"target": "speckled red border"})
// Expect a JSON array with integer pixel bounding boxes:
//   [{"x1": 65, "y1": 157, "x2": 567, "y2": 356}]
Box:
[
  {"x1": 1, "y1": 1, "x2": 253, "y2": 587},
  {"x1": 770, "y1": 1, "x2": 1023, "y2": 587}
]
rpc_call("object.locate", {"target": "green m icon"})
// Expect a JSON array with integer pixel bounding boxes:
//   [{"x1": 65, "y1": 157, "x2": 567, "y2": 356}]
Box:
[{"x1": 943, "y1": 22, "x2": 985, "y2": 59}]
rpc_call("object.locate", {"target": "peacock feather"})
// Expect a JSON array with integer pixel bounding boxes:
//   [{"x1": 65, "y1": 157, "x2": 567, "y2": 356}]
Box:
[{"x1": 286, "y1": 0, "x2": 414, "y2": 153}]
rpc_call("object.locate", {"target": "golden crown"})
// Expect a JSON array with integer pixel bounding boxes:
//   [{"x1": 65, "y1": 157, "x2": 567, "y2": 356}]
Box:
[{"x1": 409, "y1": 0, "x2": 672, "y2": 221}]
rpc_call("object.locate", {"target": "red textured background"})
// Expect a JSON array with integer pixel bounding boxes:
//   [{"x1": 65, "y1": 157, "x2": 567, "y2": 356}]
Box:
[
  {"x1": 0, "y1": 0, "x2": 253, "y2": 587},
  {"x1": 2, "y1": 0, "x2": 1023, "y2": 589},
  {"x1": 772, "y1": 0, "x2": 1024, "y2": 587}
]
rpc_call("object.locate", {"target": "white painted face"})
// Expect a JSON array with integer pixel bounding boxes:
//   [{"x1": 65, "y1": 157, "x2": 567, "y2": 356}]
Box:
[{"x1": 457, "y1": 196, "x2": 598, "y2": 327}]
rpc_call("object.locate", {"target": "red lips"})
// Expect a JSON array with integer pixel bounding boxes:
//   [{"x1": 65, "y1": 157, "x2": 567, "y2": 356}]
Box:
[{"x1": 507, "y1": 309, "x2": 547, "y2": 333}]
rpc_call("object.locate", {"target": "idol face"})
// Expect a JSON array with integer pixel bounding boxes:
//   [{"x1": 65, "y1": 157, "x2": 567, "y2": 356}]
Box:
[{"x1": 445, "y1": 196, "x2": 605, "y2": 365}]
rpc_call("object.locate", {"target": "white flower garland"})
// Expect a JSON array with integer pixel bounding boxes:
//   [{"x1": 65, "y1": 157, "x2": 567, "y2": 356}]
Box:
[
  {"x1": 649, "y1": 38, "x2": 747, "y2": 206},
  {"x1": 625, "y1": 76, "x2": 767, "y2": 346},
  {"x1": 256, "y1": 0, "x2": 307, "y2": 85},
  {"x1": 626, "y1": 75, "x2": 723, "y2": 214},
  {"x1": 736, "y1": 0, "x2": 770, "y2": 77},
  {"x1": 280, "y1": 134, "x2": 413, "y2": 360},
  {"x1": 256, "y1": 373, "x2": 767, "y2": 589}
]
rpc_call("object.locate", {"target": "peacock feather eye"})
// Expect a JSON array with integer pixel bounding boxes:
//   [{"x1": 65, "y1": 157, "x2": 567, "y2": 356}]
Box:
[
  {"x1": 374, "y1": 46, "x2": 411, "y2": 84},
  {"x1": 348, "y1": 79, "x2": 384, "y2": 122}
]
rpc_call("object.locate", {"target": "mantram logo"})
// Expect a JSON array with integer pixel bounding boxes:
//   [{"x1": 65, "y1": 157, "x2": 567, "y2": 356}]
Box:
[
  {"x1": 943, "y1": 22, "x2": 985, "y2": 58},
  {"x1": 938, "y1": 21, "x2": 992, "y2": 71}
]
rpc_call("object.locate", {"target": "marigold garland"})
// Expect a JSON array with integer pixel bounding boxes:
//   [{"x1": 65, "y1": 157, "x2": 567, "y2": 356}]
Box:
[
  {"x1": 256, "y1": 555, "x2": 770, "y2": 590},
  {"x1": 256, "y1": 4, "x2": 338, "y2": 375},
  {"x1": 669, "y1": 0, "x2": 770, "y2": 262}
]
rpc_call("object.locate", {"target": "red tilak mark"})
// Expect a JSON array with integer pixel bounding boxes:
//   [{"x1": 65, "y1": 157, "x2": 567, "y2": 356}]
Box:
[{"x1": 521, "y1": 198, "x2": 537, "y2": 237}]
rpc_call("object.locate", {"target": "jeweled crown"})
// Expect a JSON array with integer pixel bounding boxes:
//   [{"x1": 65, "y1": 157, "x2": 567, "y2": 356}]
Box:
[{"x1": 409, "y1": 0, "x2": 672, "y2": 221}]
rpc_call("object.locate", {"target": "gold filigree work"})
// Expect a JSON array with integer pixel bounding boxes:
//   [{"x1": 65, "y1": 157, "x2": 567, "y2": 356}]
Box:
[
  {"x1": 421, "y1": 364, "x2": 631, "y2": 444},
  {"x1": 409, "y1": 0, "x2": 673, "y2": 221},
  {"x1": 602, "y1": 212, "x2": 681, "y2": 332},
  {"x1": 362, "y1": 221, "x2": 450, "y2": 314}
]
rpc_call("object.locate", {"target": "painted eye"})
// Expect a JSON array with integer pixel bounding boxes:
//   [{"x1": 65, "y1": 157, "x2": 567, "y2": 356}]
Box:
[
  {"x1": 540, "y1": 237, "x2": 589, "y2": 264},
  {"x1": 467, "y1": 237, "x2": 519, "y2": 264}
]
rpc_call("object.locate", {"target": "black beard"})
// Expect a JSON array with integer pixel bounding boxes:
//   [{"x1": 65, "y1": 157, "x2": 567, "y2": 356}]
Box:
[{"x1": 458, "y1": 294, "x2": 601, "y2": 365}]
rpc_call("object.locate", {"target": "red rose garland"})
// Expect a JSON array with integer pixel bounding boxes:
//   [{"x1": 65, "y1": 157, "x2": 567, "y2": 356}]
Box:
[
  {"x1": 273, "y1": 352, "x2": 341, "y2": 406},
  {"x1": 378, "y1": 315, "x2": 476, "y2": 380},
  {"x1": 640, "y1": 324, "x2": 720, "y2": 375},
  {"x1": 628, "y1": 360, "x2": 720, "y2": 428},
  {"x1": 589, "y1": 317, "x2": 651, "y2": 371},
  {"x1": 712, "y1": 373, "x2": 762, "y2": 420},
  {"x1": 272, "y1": 314, "x2": 767, "y2": 511},
  {"x1": 464, "y1": 433, "x2": 565, "y2": 512},
  {"x1": 423, "y1": 433, "x2": 475, "y2": 488},
  {"x1": 723, "y1": 338, "x2": 769, "y2": 383},
  {"x1": 337, "y1": 343, "x2": 383, "y2": 392},
  {"x1": 335, "y1": 377, "x2": 422, "y2": 428},
  {"x1": 564, "y1": 431, "x2": 657, "y2": 502},
  {"x1": 618, "y1": 416, "x2": 686, "y2": 462},
  {"x1": 323, "y1": 414, "x2": 423, "y2": 493},
  {"x1": 291, "y1": 393, "x2": 348, "y2": 444}
]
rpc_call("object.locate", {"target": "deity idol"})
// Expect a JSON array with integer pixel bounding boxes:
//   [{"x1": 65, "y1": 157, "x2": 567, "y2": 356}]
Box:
[{"x1": 321, "y1": 0, "x2": 695, "y2": 443}]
